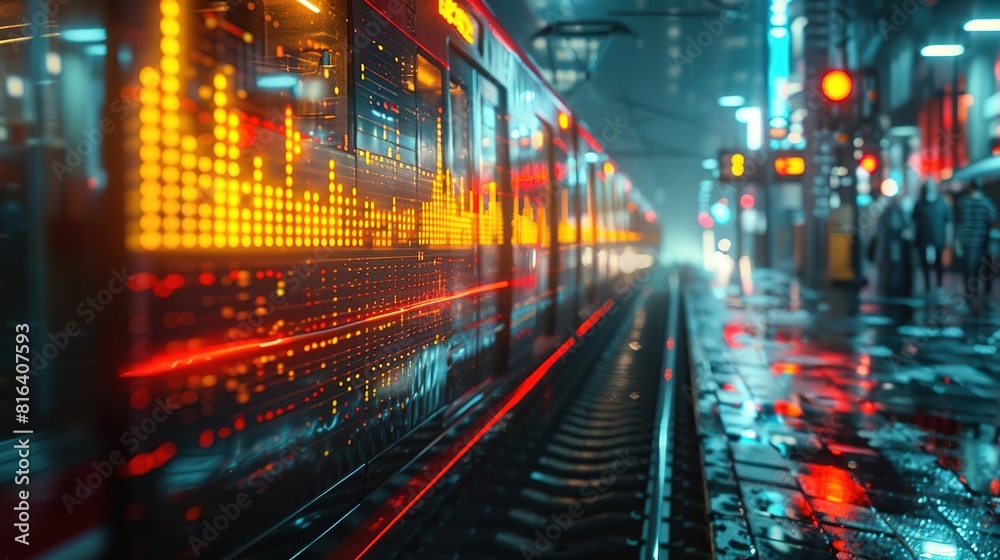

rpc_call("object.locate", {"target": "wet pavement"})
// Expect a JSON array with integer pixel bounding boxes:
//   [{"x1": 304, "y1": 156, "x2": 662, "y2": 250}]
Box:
[{"x1": 685, "y1": 269, "x2": 1000, "y2": 560}]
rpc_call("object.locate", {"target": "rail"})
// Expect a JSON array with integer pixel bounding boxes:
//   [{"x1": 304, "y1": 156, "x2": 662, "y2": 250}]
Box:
[{"x1": 644, "y1": 269, "x2": 680, "y2": 560}]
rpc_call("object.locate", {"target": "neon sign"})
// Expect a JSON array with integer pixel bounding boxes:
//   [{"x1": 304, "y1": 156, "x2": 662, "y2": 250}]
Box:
[{"x1": 439, "y1": 0, "x2": 476, "y2": 45}]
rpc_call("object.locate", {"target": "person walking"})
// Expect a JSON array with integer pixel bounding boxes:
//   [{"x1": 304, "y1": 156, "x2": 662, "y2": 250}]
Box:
[
  {"x1": 955, "y1": 180, "x2": 998, "y2": 314},
  {"x1": 873, "y1": 193, "x2": 915, "y2": 298},
  {"x1": 987, "y1": 205, "x2": 1000, "y2": 306},
  {"x1": 912, "y1": 179, "x2": 952, "y2": 295}
]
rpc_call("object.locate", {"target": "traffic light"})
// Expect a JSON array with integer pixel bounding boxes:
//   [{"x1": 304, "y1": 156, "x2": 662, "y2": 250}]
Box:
[
  {"x1": 719, "y1": 151, "x2": 745, "y2": 182},
  {"x1": 774, "y1": 156, "x2": 806, "y2": 176},
  {"x1": 821, "y1": 69, "x2": 854, "y2": 103},
  {"x1": 819, "y1": 69, "x2": 856, "y2": 131},
  {"x1": 719, "y1": 151, "x2": 760, "y2": 182},
  {"x1": 771, "y1": 150, "x2": 807, "y2": 177},
  {"x1": 859, "y1": 153, "x2": 879, "y2": 174}
]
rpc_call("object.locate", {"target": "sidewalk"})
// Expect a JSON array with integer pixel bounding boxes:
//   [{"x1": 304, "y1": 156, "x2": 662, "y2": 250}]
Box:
[{"x1": 685, "y1": 269, "x2": 1000, "y2": 560}]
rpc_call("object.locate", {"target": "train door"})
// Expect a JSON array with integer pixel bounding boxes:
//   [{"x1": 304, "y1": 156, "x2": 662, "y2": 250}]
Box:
[
  {"x1": 441, "y1": 54, "x2": 480, "y2": 401},
  {"x1": 476, "y1": 71, "x2": 512, "y2": 381},
  {"x1": 444, "y1": 52, "x2": 512, "y2": 401}
]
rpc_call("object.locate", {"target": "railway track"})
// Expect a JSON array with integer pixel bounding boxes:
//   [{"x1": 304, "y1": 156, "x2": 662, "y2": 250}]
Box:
[{"x1": 391, "y1": 279, "x2": 703, "y2": 560}]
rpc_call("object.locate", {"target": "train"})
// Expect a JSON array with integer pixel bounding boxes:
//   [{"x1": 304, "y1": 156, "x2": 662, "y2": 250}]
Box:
[{"x1": 0, "y1": 0, "x2": 659, "y2": 558}]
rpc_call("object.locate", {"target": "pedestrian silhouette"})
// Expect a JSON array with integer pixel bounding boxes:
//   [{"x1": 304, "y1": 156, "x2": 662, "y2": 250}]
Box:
[
  {"x1": 873, "y1": 192, "x2": 914, "y2": 298},
  {"x1": 912, "y1": 179, "x2": 951, "y2": 294},
  {"x1": 955, "y1": 180, "x2": 998, "y2": 314}
]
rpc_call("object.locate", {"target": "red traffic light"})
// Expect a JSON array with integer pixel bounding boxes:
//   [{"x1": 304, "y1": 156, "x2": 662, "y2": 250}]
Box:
[
  {"x1": 821, "y1": 69, "x2": 853, "y2": 102},
  {"x1": 859, "y1": 153, "x2": 879, "y2": 173},
  {"x1": 740, "y1": 194, "x2": 756, "y2": 209}
]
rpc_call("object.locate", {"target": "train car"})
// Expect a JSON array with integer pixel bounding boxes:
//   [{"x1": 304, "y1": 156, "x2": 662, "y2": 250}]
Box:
[{"x1": 0, "y1": 0, "x2": 658, "y2": 558}]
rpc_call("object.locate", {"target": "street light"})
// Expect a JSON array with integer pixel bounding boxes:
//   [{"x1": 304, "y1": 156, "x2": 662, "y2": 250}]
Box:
[
  {"x1": 735, "y1": 107, "x2": 763, "y2": 151},
  {"x1": 920, "y1": 44, "x2": 965, "y2": 57},
  {"x1": 718, "y1": 95, "x2": 746, "y2": 108},
  {"x1": 964, "y1": 19, "x2": 1000, "y2": 32}
]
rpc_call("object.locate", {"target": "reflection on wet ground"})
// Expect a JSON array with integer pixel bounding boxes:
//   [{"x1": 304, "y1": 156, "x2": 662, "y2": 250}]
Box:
[{"x1": 686, "y1": 269, "x2": 1000, "y2": 559}]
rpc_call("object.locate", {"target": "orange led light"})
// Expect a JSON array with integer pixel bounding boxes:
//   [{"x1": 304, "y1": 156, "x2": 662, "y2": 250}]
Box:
[
  {"x1": 439, "y1": 0, "x2": 476, "y2": 44},
  {"x1": 774, "y1": 156, "x2": 806, "y2": 176}
]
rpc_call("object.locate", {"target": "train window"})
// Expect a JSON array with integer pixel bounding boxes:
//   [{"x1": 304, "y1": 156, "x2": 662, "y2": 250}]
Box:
[
  {"x1": 415, "y1": 54, "x2": 442, "y2": 173},
  {"x1": 510, "y1": 117, "x2": 549, "y2": 248},
  {"x1": 477, "y1": 74, "x2": 503, "y2": 245},
  {"x1": 355, "y1": 5, "x2": 417, "y2": 167},
  {"x1": 450, "y1": 72, "x2": 474, "y2": 216},
  {"x1": 224, "y1": 0, "x2": 351, "y2": 150}
]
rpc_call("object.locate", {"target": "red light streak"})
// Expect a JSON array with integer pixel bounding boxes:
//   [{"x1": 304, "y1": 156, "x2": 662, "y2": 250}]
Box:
[
  {"x1": 575, "y1": 299, "x2": 615, "y2": 336},
  {"x1": 774, "y1": 399, "x2": 803, "y2": 418},
  {"x1": 121, "y1": 281, "x2": 510, "y2": 377},
  {"x1": 771, "y1": 362, "x2": 801, "y2": 375},
  {"x1": 338, "y1": 299, "x2": 616, "y2": 560},
  {"x1": 122, "y1": 442, "x2": 177, "y2": 477},
  {"x1": 579, "y1": 127, "x2": 603, "y2": 153},
  {"x1": 345, "y1": 338, "x2": 576, "y2": 560}
]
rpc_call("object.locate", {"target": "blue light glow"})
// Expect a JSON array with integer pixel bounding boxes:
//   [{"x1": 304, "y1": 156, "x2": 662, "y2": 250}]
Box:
[
  {"x1": 711, "y1": 202, "x2": 732, "y2": 225},
  {"x1": 256, "y1": 74, "x2": 299, "y2": 89},
  {"x1": 718, "y1": 95, "x2": 746, "y2": 108},
  {"x1": 768, "y1": 0, "x2": 792, "y2": 132},
  {"x1": 62, "y1": 28, "x2": 107, "y2": 43},
  {"x1": 922, "y1": 542, "x2": 957, "y2": 558}
]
